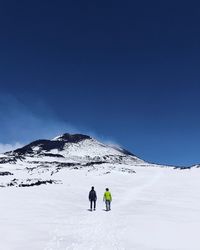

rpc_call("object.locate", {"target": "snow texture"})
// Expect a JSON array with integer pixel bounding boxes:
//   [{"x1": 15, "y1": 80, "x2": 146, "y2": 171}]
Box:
[{"x1": 0, "y1": 134, "x2": 199, "y2": 250}]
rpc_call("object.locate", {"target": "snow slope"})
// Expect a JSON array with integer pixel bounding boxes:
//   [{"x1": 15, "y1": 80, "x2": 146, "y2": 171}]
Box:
[
  {"x1": 0, "y1": 166, "x2": 200, "y2": 250},
  {"x1": 0, "y1": 133, "x2": 199, "y2": 250},
  {"x1": 0, "y1": 133, "x2": 164, "y2": 187}
]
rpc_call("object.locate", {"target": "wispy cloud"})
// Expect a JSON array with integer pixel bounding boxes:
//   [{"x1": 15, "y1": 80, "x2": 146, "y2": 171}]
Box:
[
  {"x1": 0, "y1": 93, "x2": 79, "y2": 144},
  {"x1": 0, "y1": 93, "x2": 121, "y2": 148},
  {"x1": 84, "y1": 129, "x2": 122, "y2": 148},
  {"x1": 0, "y1": 143, "x2": 24, "y2": 153}
]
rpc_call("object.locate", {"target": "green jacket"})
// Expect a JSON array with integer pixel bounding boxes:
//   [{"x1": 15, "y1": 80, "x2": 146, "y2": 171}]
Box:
[{"x1": 104, "y1": 191, "x2": 112, "y2": 201}]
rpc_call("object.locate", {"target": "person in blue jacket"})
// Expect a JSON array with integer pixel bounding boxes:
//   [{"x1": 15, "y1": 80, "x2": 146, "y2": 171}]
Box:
[{"x1": 89, "y1": 186, "x2": 97, "y2": 211}]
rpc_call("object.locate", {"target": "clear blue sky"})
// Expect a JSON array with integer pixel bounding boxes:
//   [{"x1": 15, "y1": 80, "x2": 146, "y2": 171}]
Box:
[{"x1": 0, "y1": 0, "x2": 200, "y2": 166}]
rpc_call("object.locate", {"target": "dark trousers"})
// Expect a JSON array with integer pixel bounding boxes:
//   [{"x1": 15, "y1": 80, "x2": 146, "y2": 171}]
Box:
[{"x1": 90, "y1": 200, "x2": 96, "y2": 210}]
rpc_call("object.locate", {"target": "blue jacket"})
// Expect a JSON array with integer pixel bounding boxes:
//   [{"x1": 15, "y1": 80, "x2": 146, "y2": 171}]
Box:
[{"x1": 89, "y1": 190, "x2": 97, "y2": 201}]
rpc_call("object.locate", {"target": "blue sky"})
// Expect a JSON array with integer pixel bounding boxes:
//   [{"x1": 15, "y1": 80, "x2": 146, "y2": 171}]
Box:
[{"x1": 0, "y1": 0, "x2": 200, "y2": 166}]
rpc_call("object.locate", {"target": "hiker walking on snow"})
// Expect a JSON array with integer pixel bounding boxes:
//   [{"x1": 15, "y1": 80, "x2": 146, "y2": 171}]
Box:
[
  {"x1": 89, "y1": 186, "x2": 97, "y2": 211},
  {"x1": 103, "y1": 188, "x2": 112, "y2": 211}
]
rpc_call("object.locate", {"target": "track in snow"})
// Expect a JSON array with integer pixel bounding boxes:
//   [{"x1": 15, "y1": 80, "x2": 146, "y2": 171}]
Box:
[
  {"x1": 0, "y1": 167, "x2": 200, "y2": 250},
  {"x1": 44, "y1": 167, "x2": 164, "y2": 250}
]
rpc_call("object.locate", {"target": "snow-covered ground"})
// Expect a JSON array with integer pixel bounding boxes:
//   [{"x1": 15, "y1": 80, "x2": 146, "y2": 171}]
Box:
[{"x1": 0, "y1": 165, "x2": 199, "y2": 250}]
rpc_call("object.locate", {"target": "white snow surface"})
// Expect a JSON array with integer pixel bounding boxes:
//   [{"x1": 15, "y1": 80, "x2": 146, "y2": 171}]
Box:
[
  {"x1": 0, "y1": 134, "x2": 199, "y2": 250},
  {"x1": 0, "y1": 165, "x2": 200, "y2": 250},
  {"x1": 49, "y1": 138, "x2": 140, "y2": 161}
]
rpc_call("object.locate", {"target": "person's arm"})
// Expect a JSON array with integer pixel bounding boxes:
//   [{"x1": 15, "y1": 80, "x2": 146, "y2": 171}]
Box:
[
  {"x1": 95, "y1": 191, "x2": 97, "y2": 201},
  {"x1": 110, "y1": 192, "x2": 112, "y2": 201},
  {"x1": 89, "y1": 191, "x2": 91, "y2": 201}
]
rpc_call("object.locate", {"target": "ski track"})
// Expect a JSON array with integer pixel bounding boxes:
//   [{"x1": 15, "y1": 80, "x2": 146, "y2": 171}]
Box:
[
  {"x1": 44, "y1": 207, "x2": 122, "y2": 250},
  {"x1": 1, "y1": 166, "x2": 199, "y2": 250},
  {"x1": 1, "y1": 134, "x2": 200, "y2": 250},
  {"x1": 44, "y1": 168, "x2": 163, "y2": 250}
]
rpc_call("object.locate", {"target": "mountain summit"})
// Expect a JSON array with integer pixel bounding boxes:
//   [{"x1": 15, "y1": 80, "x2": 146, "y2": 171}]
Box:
[
  {"x1": 11, "y1": 133, "x2": 92, "y2": 156},
  {"x1": 52, "y1": 133, "x2": 92, "y2": 142}
]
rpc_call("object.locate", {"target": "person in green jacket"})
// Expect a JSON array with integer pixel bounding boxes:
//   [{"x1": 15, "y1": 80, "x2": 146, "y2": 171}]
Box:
[{"x1": 103, "y1": 188, "x2": 112, "y2": 211}]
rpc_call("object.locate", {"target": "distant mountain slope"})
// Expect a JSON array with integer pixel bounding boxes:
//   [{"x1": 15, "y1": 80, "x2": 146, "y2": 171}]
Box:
[
  {"x1": 3, "y1": 133, "x2": 145, "y2": 165},
  {"x1": 0, "y1": 133, "x2": 197, "y2": 188}
]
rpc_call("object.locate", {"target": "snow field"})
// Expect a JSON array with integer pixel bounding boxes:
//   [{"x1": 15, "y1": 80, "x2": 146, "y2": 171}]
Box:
[{"x1": 0, "y1": 166, "x2": 199, "y2": 250}]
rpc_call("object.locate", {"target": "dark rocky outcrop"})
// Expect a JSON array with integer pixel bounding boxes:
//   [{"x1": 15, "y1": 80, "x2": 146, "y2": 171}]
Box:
[
  {"x1": 56, "y1": 133, "x2": 91, "y2": 143},
  {"x1": 6, "y1": 178, "x2": 61, "y2": 187},
  {"x1": 7, "y1": 134, "x2": 92, "y2": 156},
  {"x1": 0, "y1": 171, "x2": 13, "y2": 176}
]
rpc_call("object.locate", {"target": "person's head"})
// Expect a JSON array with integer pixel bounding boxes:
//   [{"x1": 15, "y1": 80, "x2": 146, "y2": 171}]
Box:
[
  {"x1": 91, "y1": 186, "x2": 94, "y2": 190},
  {"x1": 106, "y1": 188, "x2": 109, "y2": 191}
]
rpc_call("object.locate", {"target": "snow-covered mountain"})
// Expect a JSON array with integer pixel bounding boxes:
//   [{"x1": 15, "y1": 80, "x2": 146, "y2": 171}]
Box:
[
  {"x1": 4, "y1": 133, "x2": 142, "y2": 164},
  {"x1": 0, "y1": 133, "x2": 156, "y2": 187},
  {"x1": 0, "y1": 133, "x2": 198, "y2": 188},
  {"x1": 1, "y1": 133, "x2": 200, "y2": 250}
]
